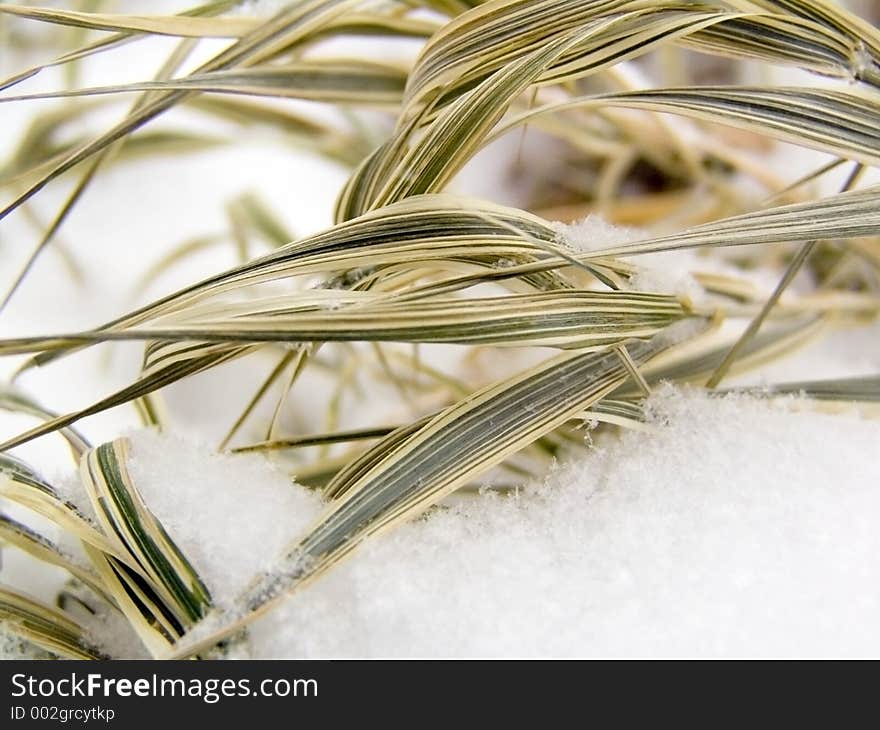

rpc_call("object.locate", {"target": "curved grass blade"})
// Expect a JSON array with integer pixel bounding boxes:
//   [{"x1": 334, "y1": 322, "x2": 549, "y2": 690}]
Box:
[
  {"x1": 457, "y1": 186, "x2": 880, "y2": 290},
  {"x1": 0, "y1": 453, "x2": 134, "y2": 565},
  {"x1": 340, "y1": 8, "x2": 737, "y2": 219},
  {"x1": 0, "y1": 290, "x2": 691, "y2": 355},
  {"x1": 12, "y1": 195, "x2": 575, "y2": 372},
  {"x1": 80, "y1": 439, "x2": 212, "y2": 627},
  {"x1": 0, "y1": 60, "x2": 409, "y2": 106},
  {"x1": 0, "y1": 513, "x2": 114, "y2": 607},
  {"x1": 0, "y1": 4, "x2": 258, "y2": 38},
  {"x1": 0, "y1": 385, "x2": 90, "y2": 459},
  {"x1": 735, "y1": 0, "x2": 880, "y2": 83},
  {"x1": 0, "y1": 586, "x2": 105, "y2": 659},
  {"x1": 0, "y1": 0, "x2": 360, "y2": 223},
  {"x1": 0, "y1": 0, "x2": 240, "y2": 91},
  {"x1": 493, "y1": 86, "x2": 880, "y2": 168},
  {"x1": 170, "y1": 323, "x2": 700, "y2": 657}
]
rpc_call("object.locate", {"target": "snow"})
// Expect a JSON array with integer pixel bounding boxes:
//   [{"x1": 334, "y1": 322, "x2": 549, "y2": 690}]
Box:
[
  {"x1": 125, "y1": 430, "x2": 321, "y2": 607},
  {"x1": 242, "y1": 387, "x2": 880, "y2": 657},
  {"x1": 554, "y1": 214, "x2": 713, "y2": 300},
  {"x1": 42, "y1": 386, "x2": 875, "y2": 658},
  {"x1": 554, "y1": 214, "x2": 643, "y2": 253}
]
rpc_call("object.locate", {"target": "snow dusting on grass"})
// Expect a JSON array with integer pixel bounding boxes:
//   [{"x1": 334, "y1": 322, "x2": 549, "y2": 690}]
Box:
[
  {"x1": 126, "y1": 431, "x2": 322, "y2": 606},
  {"x1": 555, "y1": 215, "x2": 704, "y2": 299}
]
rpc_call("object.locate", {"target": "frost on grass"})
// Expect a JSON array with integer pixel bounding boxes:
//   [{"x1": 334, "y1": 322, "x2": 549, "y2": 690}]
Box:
[
  {"x1": 245, "y1": 387, "x2": 880, "y2": 658},
  {"x1": 125, "y1": 431, "x2": 322, "y2": 606}
]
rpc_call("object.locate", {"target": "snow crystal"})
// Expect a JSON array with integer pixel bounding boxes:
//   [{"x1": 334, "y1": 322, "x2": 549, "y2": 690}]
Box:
[
  {"x1": 553, "y1": 214, "x2": 642, "y2": 253},
  {"x1": 125, "y1": 431, "x2": 321, "y2": 606},
  {"x1": 246, "y1": 387, "x2": 880, "y2": 657},
  {"x1": 554, "y1": 215, "x2": 705, "y2": 298}
]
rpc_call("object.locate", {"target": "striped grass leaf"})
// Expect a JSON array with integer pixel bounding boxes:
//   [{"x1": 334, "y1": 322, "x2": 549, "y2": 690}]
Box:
[
  {"x1": 403, "y1": 0, "x2": 877, "y2": 118},
  {"x1": 339, "y1": 1, "x2": 880, "y2": 220},
  {"x1": 0, "y1": 4, "x2": 439, "y2": 43},
  {"x1": 491, "y1": 86, "x2": 880, "y2": 168},
  {"x1": 0, "y1": 192, "x2": 661, "y2": 449},
  {"x1": 0, "y1": 453, "x2": 136, "y2": 565},
  {"x1": 738, "y1": 0, "x2": 880, "y2": 75},
  {"x1": 404, "y1": 1, "x2": 684, "y2": 112},
  {"x1": 577, "y1": 185, "x2": 880, "y2": 257},
  {"x1": 0, "y1": 587, "x2": 105, "y2": 659},
  {"x1": 1, "y1": 385, "x2": 90, "y2": 459},
  {"x1": 1, "y1": 0, "x2": 376, "y2": 310},
  {"x1": 457, "y1": 186, "x2": 880, "y2": 291},
  {"x1": 722, "y1": 374, "x2": 880, "y2": 402},
  {"x1": 405, "y1": 4, "x2": 739, "y2": 111},
  {"x1": 581, "y1": 397, "x2": 649, "y2": 431},
  {"x1": 0, "y1": 59, "x2": 410, "y2": 107},
  {"x1": 338, "y1": 7, "x2": 741, "y2": 219},
  {"x1": 0, "y1": 0, "x2": 240, "y2": 91},
  {"x1": 310, "y1": 189, "x2": 880, "y2": 318},
  {"x1": 338, "y1": 28, "x2": 588, "y2": 219},
  {"x1": 0, "y1": 346, "x2": 248, "y2": 452},
  {"x1": 0, "y1": 288, "x2": 691, "y2": 451},
  {"x1": 0, "y1": 512, "x2": 113, "y2": 606},
  {"x1": 0, "y1": 4, "x2": 260, "y2": 38},
  {"x1": 232, "y1": 423, "x2": 405, "y2": 456},
  {"x1": 1, "y1": 442, "x2": 213, "y2": 656},
  {"x1": 0, "y1": 0, "x2": 362, "y2": 222},
  {"x1": 1, "y1": 183, "x2": 878, "y2": 452},
  {"x1": 34, "y1": 195, "x2": 578, "y2": 340},
  {"x1": 170, "y1": 323, "x2": 700, "y2": 657},
  {"x1": 80, "y1": 439, "x2": 212, "y2": 626},
  {"x1": 612, "y1": 316, "x2": 829, "y2": 395},
  {"x1": 679, "y1": 12, "x2": 876, "y2": 82},
  {"x1": 82, "y1": 547, "x2": 181, "y2": 656},
  {"x1": 0, "y1": 290, "x2": 691, "y2": 355}
]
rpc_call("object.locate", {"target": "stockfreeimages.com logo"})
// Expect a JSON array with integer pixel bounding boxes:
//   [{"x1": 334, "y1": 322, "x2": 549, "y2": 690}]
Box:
[{"x1": 11, "y1": 672, "x2": 318, "y2": 705}]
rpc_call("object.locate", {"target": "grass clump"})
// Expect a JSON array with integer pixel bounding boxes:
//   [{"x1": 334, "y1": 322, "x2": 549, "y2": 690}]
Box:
[{"x1": 1, "y1": 0, "x2": 879, "y2": 658}]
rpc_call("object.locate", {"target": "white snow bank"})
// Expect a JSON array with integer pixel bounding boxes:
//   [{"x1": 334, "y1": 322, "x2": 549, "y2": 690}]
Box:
[
  {"x1": 238, "y1": 386, "x2": 880, "y2": 658},
  {"x1": 4, "y1": 385, "x2": 878, "y2": 658}
]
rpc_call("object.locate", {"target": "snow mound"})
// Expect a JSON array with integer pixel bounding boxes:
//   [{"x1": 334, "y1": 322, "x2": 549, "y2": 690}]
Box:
[
  {"x1": 47, "y1": 389, "x2": 879, "y2": 658},
  {"x1": 244, "y1": 387, "x2": 880, "y2": 657}
]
